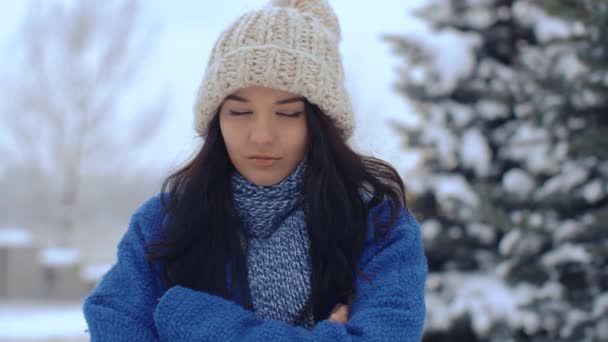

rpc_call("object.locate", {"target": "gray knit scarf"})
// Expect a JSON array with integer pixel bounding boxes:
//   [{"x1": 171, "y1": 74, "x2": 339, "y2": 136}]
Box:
[{"x1": 231, "y1": 161, "x2": 315, "y2": 328}]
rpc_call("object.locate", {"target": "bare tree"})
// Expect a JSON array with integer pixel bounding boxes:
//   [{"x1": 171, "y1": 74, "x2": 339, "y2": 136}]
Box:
[{"x1": 1, "y1": 0, "x2": 168, "y2": 246}]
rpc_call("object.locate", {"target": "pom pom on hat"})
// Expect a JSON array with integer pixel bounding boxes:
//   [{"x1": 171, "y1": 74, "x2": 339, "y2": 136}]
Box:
[
  {"x1": 269, "y1": 0, "x2": 341, "y2": 43},
  {"x1": 193, "y1": 0, "x2": 354, "y2": 139}
]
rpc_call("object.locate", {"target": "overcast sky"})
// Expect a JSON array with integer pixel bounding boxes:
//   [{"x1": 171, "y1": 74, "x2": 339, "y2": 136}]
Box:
[{"x1": 1, "y1": 0, "x2": 431, "y2": 175}]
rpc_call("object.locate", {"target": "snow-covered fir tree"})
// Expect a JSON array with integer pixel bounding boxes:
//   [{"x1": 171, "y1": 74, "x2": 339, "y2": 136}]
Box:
[{"x1": 384, "y1": 0, "x2": 607, "y2": 340}]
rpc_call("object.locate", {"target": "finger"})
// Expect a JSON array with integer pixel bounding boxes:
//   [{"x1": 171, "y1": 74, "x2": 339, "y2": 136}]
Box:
[
  {"x1": 328, "y1": 305, "x2": 350, "y2": 323},
  {"x1": 330, "y1": 303, "x2": 347, "y2": 314},
  {"x1": 328, "y1": 312, "x2": 347, "y2": 324},
  {"x1": 329, "y1": 304, "x2": 348, "y2": 319}
]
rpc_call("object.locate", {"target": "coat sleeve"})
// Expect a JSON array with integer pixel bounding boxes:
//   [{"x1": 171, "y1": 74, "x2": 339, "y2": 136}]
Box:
[
  {"x1": 153, "y1": 204, "x2": 428, "y2": 341},
  {"x1": 82, "y1": 196, "x2": 165, "y2": 341}
]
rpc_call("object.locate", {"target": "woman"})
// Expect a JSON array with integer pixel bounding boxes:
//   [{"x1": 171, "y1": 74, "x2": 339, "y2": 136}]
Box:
[{"x1": 82, "y1": 0, "x2": 427, "y2": 340}]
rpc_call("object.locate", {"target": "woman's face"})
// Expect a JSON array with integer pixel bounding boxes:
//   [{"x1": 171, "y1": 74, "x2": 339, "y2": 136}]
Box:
[{"x1": 219, "y1": 86, "x2": 309, "y2": 186}]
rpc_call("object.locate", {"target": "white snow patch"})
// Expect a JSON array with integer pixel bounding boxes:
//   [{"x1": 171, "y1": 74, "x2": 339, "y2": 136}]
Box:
[
  {"x1": 567, "y1": 117, "x2": 586, "y2": 130},
  {"x1": 505, "y1": 124, "x2": 557, "y2": 173},
  {"x1": 561, "y1": 310, "x2": 588, "y2": 339},
  {"x1": 513, "y1": 1, "x2": 573, "y2": 42},
  {"x1": 593, "y1": 293, "x2": 608, "y2": 318},
  {"x1": 551, "y1": 141, "x2": 569, "y2": 164},
  {"x1": 425, "y1": 294, "x2": 452, "y2": 331},
  {"x1": 582, "y1": 213, "x2": 595, "y2": 226},
  {"x1": 449, "y1": 102, "x2": 474, "y2": 128},
  {"x1": 529, "y1": 213, "x2": 543, "y2": 228},
  {"x1": 433, "y1": 175, "x2": 480, "y2": 207},
  {"x1": 495, "y1": 260, "x2": 511, "y2": 279},
  {"x1": 597, "y1": 319, "x2": 608, "y2": 341},
  {"x1": 477, "y1": 100, "x2": 508, "y2": 120},
  {"x1": 554, "y1": 220, "x2": 582, "y2": 243},
  {"x1": 460, "y1": 128, "x2": 492, "y2": 178},
  {"x1": 426, "y1": 272, "x2": 442, "y2": 291},
  {"x1": 422, "y1": 219, "x2": 441, "y2": 242},
  {"x1": 465, "y1": 6, "x2": 494, "y2": 29},
  {"x1": 541, "y1": 243, "x2": 591, "y2": 267},
  {"x1": 519, "y1": 310, "x2": 542, "y2": 335},
  {"x1": 536, "y1": 281, "x2": 564, "y2": 300},
  {"x1": 466, "y1": 222, "x2": 496, "y2": 245},
  {"x1": 39, "y1": 247, "x2": 81, "y2": 267},
  {"x1": 80, "y1": 263, "x2": 112, "y2": 283},
  {"x1": 514, "y1": 102, "x2": 535, "y2": 118},
  {"x1": 557, "y1": 52, "x2": 588, "y2": 81},
  {"x1": 535, "y1": 162, "x2": 589, "y2": 200},
  {"x1": 0, "y1": 301, "x2": 88, "y2": 339},
  {"x1": 499, "y1": 229, "x2": 521, "y2": 256},
  {"x1": 424, "y1": 126, "x2": 459, "y2": 169},
  {"x1": 426, "y1": 30, "x2": 479, "y2": 93},
  {"x1": 425, "y1": 272, "x2": 536, "y2": 337},
  {"x1": 582, "y1": 178, "x2": 604, "y2": 203},
  {"x1": 599, "y1": 161, "x2": 608, "y2": 178},
  {"x1": 502, "y1": 168, "x2": 535, "y2": 199},
  {"x1": 510, "y1": 211, "x2": 524, "y2": 224},
  {"x1": 0, "y1": 228, "x2": 34, "y2": 247}
]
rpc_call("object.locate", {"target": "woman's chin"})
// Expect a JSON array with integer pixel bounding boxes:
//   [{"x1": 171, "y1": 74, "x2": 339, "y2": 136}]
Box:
[{"x1": 242, "y1": 170, "x2": 286, "y2": 187}]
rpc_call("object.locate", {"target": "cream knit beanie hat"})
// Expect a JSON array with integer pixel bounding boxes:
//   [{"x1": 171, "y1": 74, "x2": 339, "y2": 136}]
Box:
[{"x1": 193, "y1": 0, "x2": 354, "y2": 139}]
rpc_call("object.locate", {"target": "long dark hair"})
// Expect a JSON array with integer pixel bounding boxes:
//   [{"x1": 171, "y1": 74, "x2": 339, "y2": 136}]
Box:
[{"x1": 146, "y1": 100, "x2": 407, "y2": 322}]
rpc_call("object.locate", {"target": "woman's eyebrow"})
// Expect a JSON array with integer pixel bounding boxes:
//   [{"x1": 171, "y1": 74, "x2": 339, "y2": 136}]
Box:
[
  {"x1": 275, "y1": 96, "x2": 305, "y2": 105},
  {"x1": 225, "y1": 94, "x2": 250, "y2": 102},
  {"x1": 224, "y1": 94, "x2": 305, "y2": 104}
]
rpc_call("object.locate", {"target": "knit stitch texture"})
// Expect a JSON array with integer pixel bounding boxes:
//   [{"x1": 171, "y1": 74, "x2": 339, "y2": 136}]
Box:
[
  {"x1": 231, "y1": 161, "x2": 314, "y2": 327},
  {"x1": 83, "y1": 193, "x2": 428, "y2": 341},
  {"x1": 193, "y1": 0, "x2": 355, "y2": 139}
]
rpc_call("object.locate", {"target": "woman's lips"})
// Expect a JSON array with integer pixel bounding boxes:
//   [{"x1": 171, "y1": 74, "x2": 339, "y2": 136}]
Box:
[{"x1": 248, "y1": 156, "x2": 280, "y2": 167}]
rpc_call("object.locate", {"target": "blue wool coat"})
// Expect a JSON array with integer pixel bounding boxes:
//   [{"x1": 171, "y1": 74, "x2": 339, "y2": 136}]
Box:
[{"x1": 82, "y1": 193, "x2": 428, "y2": 341}]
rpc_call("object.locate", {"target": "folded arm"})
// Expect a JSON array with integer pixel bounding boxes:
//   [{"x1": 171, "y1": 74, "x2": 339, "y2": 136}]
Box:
[
  {"x1": 154, "y1": 205, "x2": 428, "y2": 341},
  {"x1": 83, "y1": 197, "x2": 165, "y2": 341}
]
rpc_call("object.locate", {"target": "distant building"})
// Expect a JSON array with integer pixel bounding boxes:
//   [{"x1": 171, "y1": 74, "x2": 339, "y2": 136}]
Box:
[
  {"x1": 80, "y1": 263, "x2": 112, "y2": 293},
  {"x1": 39, "y1": 247, "x2": 89, "y2": 300},
  {"x1": 0, "y1": 227, "x2": 92, "y2": 300},
  {"x1": 0, "y1": 228, "x2": 44, "y2": 298}
]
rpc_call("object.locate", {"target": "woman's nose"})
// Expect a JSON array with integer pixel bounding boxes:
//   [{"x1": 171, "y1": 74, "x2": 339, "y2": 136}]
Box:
[{"x1": 249, "y1": 115, "x2": 275, "y2": 145}]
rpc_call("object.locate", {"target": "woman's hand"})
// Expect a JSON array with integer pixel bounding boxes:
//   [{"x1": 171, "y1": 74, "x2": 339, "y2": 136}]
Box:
[
  {"x1": 327, "y1": 293, "x2": 354, "y2": 324},
  {"x1": 327, "y1": 303, "x2": 350, "y2": 324}
]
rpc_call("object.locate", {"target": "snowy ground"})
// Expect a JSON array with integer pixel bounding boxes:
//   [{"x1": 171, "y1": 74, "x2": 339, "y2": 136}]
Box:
[{"x1": 0, "y1": 300, "x2": 88, "y2": 342}]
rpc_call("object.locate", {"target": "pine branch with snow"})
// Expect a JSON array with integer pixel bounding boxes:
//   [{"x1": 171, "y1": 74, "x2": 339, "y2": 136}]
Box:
[{"x1": 385, "y1": 0, "x2": 608, "y2": 340}]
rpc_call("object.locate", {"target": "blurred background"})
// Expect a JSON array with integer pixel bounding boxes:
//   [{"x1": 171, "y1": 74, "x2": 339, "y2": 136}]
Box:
[{"x1": 0, "y1": 0, "x2": 606, "y2": 341}]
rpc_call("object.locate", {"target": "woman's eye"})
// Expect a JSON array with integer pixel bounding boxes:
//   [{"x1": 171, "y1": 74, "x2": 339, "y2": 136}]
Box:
[
  {"x1": 229, "y1": 110, "x2": 252, "y2": 116},
  {"x1": 277, "y1": 111, "x2": 302, "y2": 117}
]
